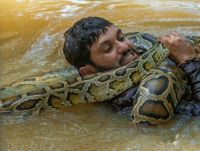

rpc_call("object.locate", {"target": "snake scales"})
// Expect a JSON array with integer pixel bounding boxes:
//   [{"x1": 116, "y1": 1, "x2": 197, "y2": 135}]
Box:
[{"x1": 0, "y1": 32, "x2": 199, "y2": 124}]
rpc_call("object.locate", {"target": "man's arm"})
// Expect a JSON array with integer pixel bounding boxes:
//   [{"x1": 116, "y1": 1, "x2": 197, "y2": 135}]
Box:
[
  {"x1": 179, "y1": 58, "x2": 200, "y2": 101},
  {"x1": 176, "y1": 59, "x2": 200, "y2": 116}
]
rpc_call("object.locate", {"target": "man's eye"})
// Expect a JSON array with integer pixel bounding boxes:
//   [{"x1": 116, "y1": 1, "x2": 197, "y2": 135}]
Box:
[
  {"x1": 118, "y1": 35, "x2": 125, "y2": 41},
  {"x1": 104, "y1": 45, "x2": 112, "y2": 53}
]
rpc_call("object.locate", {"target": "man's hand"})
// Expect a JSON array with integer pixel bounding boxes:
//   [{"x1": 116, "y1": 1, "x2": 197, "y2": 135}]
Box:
[{"x1": 158, "y1": 32, "x2": 197, "y2": 65}]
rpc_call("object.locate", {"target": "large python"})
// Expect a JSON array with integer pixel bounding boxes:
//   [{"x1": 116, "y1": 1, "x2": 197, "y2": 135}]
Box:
[{"x1": 0, "y1": 32, "x2": 199, "y2": 124}]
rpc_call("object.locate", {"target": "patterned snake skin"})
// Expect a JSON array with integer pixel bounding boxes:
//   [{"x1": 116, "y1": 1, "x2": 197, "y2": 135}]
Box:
[{"x1": 0, "y1": 32, "x2": 199, "y2": 124}]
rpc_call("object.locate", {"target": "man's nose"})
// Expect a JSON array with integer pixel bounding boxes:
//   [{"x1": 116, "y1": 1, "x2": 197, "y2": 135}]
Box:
[{"x1": 116, "y1": 41, "x2": 128, "y2": 54}]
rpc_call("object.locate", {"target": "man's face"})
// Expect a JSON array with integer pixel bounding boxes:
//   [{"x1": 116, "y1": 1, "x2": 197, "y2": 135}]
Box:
[{"x1": 90, "y1": 25, "x2": 138, "y2": 72}]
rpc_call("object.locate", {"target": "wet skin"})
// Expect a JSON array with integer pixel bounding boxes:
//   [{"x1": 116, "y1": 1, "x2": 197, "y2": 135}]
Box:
[{"x1": 79, "y1": 25, "x2": 139, "y2": 76}]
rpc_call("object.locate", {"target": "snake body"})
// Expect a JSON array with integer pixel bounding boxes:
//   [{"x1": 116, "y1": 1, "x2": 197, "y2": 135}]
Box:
[{"x1": 0, "y1": 32, "x2": 199, "y2": 124}]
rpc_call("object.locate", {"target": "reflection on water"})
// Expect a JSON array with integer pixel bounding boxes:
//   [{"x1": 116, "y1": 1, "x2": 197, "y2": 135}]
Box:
[
  {"x1": 1, "y1": 103, "x2": 200, "y2": 151},
  {"x1": 0, "y1": 0, "x2": 200, "y2": 150}
]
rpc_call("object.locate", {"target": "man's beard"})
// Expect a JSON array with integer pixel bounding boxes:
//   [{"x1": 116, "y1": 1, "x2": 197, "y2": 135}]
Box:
[
  {"x1": 90, "y1": 61, "x2": 113, "y2": 72},
  {"x1": 90, "y1": 48, "x2": 138, "y2": 72}
]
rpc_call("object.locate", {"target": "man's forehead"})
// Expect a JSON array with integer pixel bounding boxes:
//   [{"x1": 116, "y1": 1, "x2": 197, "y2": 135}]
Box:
[{"x1": 97, "y1": 25, "x2": 120, "y2": 44}]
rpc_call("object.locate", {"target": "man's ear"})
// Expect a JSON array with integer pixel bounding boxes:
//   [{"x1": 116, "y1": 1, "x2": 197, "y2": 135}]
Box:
[{"x1": 79, "y1": 65, "x2": 97, "y2": 76}]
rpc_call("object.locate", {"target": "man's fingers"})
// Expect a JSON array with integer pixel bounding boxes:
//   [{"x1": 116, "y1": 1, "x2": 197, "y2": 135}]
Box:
[
  {"x1": 158, "y1": 35, "x2": 173, "y2": 45},
  {"x1": 158, "y1": 36, "x2": 172, "y2": 50},
  {"x1": 170, "y1": 31, "x2": 179, "y2": 36},
  {"x1": 167, "y1": 32, "x2": 186, "y2": 41},
  {"x1": 158, "y1": 32, "x2": 186, "y2": 46}
]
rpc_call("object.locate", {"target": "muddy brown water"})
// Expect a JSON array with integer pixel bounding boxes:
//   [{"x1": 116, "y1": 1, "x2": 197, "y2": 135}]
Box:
[{"x1": 0, "y1": 0, "x2": 200, "y2": 150}]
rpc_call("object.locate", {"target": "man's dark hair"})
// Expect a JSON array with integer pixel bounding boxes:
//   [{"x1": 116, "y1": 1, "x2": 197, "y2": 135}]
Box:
[{"x1": 63, "y1": 16, "x2": 113, "y2": 69}]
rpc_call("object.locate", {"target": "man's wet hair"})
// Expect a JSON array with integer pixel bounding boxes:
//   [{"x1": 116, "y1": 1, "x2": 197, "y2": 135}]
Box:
[{"x1": 63, "y1": 16, "x2": 113, "y2": 69}]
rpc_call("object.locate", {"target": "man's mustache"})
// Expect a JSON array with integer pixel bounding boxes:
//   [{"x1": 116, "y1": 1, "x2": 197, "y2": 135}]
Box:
[{"x1": 119, "y1": 48, "x2": 137, "y2": 65}]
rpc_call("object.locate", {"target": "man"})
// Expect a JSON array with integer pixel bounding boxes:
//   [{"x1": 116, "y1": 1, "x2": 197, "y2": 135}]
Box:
[{"x1": 63, "y1": 16, "x2": 200, "y2": 123}]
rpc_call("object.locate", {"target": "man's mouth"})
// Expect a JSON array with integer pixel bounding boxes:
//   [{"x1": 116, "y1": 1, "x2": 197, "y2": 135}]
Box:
[{"x1": 120, "y1": 49, "x2": 139, "y2": 65}]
